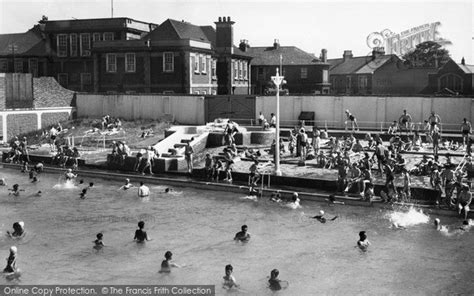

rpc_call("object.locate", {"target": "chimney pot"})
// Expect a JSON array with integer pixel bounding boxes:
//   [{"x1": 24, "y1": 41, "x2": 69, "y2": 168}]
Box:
[
  {"x1": 461, "y1": 57, "x2": 465, "y2": 65},
  {"x1": 218, "y1": 17, "x2": 222, "y2": 22},
  {"x1": 227, "y1": 16, "x2": 231, "y2": 21},
  {"x1": 321, "y1": 48, "x2": 327, "y2": 63}
]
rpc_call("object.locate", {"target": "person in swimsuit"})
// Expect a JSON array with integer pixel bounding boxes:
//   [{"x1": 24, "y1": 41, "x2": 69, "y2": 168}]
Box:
[
  {"x1": 138, "y1": 182, "x2": 150, "y2": 197},
  {"x1": 357, "y1": 231, "x2": 371, "y2": 251},
  {"x1": 8, "y1": 184, "x2": 23, "y2": 196},
  {"x1": 159, "y1": 251, "x2": 182, "y2": 273},
  {"x1": 223, "y1": 264, "x2": 238, "y2": 289},
  {"x1": 398, "y1": 109, "x2": 413, "y2": 133},
  {"x1": 345, "y1": 109, "x2": 359, "y2": 132},
  {"x1": 79, "y1": 188, "x2": 87, "y2": 199},
  {"x1": 311, "y1": 210, "x2": 338, "y2": 223},
  {"x1": 3, "y1": 246, "x2": 17, "y2": 273},
  {"x1": 234, "y1": 225, "x2": 251, "y2": 242},
  {"x1": 268, "y1": 269, "x2": 289, "y2": 291},
  {"x1": 7, "y1": 222, "x2": 25, "y2": 238},
  {"x1": 134, "y1": 221, "x2": 151, "y2": 243},
  {"x1": 461, "y1": 118, "x2": 472, "y2": 147},
  {"x1": 64, "y1": 169, "x2": 77, "y2": 181},
  {"x1": 119, "y1": 178, "x2": 134, "y2": 190},
  {"x1": 93, "y1": 233, "x2": 104, "y2": 249}
]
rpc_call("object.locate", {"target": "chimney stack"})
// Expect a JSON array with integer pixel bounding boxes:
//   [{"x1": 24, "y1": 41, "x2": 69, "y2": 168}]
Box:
[
  {"x1": 371, "y1": 47, "x2": 385, "y2": 60},
  {"x1": 273, "y1": 39, "x2": 280, "y2": 50},
  {"x1": 239, "y1": 39, "x2": 249, "y2": 52},
  {"x1": 461, "y1": 57, "x2": 465, "y2": 65},
  {"x1": 321, "y1": 49, "x2": 327, "y2": 63},
  {"x1": 215, "y1": 16, "x2": 235, "y2": 54},
  {"x1": 343, "y1": 50, "x2": 353, "y2": 61}
]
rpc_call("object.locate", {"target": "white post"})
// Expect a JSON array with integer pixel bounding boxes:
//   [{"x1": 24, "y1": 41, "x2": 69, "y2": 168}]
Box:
[{"x1": 271, "y1": 68, "x2": 284, "y2": 176}]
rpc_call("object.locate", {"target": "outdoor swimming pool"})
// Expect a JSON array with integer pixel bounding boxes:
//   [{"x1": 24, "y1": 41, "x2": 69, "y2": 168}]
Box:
[{"x1": 1, "y1": 167, "x2": 473, "y2": 295}]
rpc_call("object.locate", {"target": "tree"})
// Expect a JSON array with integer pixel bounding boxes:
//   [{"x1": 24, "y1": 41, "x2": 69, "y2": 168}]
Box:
[{"x1": 402, "y1": 41, "x2": 450, "y2": 68}]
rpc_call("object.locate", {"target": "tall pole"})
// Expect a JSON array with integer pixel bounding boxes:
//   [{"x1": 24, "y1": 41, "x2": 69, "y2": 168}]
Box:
[{"x1": 271, "y1": 68, "x2": 284, "y2": 176}]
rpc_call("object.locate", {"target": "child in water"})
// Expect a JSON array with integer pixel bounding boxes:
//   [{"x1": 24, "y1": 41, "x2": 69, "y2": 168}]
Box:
[
  {"x1": 357, "y1": 231, "x2": 371, "y2": 251},
  {"x1": 93, "y1": 233, "x2": 104, "y2": 249},
  {"x1": 8, "y1": 184, "x2": 23, "y2": 196},
  {"x1": 268, "y1": 269, "x2": 289, "y2": 291},
  {"x1": 119, "y1": 178, "x2": 133, "y2": 190},
  {"x1": 80, "y1": 188, "x2": 87, "y2": 199},
  {"x1": 311, "y1": 210, "x2": 338, "y2": 223},
  {"x1": 7, "y1": 222, "x2": 25, "y2": 238},
  {"x1": 159, "y1": 251, "x2": 182, "y2": 273},
  {"x1": 234, "y1": 225, "x2": 251, "y2": 242},
  {"x1": 223, "y1": 264, "x2": 238, "y2": 289},
  {"x1": 3, "y1": 246, "x2": 18, "y2": 273},
  {"x1": 133, "y1": 221, "x2": 151, "y2": 243}
]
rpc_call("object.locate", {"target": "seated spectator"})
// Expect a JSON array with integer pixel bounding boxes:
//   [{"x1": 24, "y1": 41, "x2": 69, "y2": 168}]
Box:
[
  {"x1": 365, "y1": 133, "x2": 375, "y2": 149},
  {"x1": 387, "y1": 121, "x2": 399, "y2": 135},
  {"x1": 352, "y1": 139, "x2": 364, "y2": 153}
]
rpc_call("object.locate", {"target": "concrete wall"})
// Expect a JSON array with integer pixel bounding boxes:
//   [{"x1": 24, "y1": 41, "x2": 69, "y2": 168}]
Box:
[
  {"x1": 256, "y1": 95, "x2": 474, "y2": 131},
  {"x1": 76, "y1": 94, "x2": 206, "y2": 125}
]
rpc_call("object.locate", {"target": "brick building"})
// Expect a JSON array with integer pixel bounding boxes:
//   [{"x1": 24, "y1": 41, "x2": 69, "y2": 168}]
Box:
[
  {"x1": 328, "y1": 48, "x2": 435, "y2": 95},
  {"x1": 242, "y1": 39, "x2": 330, "y2": 95},
  {"x1": 0, "y1": 17, "x2": 158, "y2": 92},
  {"x1": 426, "y1": 58, "x2": 474, "y2": 95},
  {"x1": 93, "y1": 17, "x2": 252, "y2": 95}
]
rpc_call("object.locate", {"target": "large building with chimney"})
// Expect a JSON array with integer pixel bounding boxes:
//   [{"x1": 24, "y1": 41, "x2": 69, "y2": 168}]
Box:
[
  {"x1": 241, "y1": 39, "x2": 330, "y2": 95},
  {"x1": 93, "y1": 17, "x2": 252, "y2": 95},
  {"x1": 0, "y1": 17, "x2": 158, "y2": 92},
  {"x1": 328, "y1": 48, "x2": 435, "y2": 95},
  {"x1": 426, "y1": 58, "x2": 474, "y2": 95}
]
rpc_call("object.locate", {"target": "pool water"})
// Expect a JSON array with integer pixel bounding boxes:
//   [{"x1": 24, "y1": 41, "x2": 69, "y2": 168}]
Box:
[{"x1": 1, "y1": 168, "x2": 473, "y2": 295}]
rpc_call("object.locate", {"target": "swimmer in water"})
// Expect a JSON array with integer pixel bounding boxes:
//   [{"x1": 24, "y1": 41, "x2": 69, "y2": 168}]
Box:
[
  {"x1": 223, "y1": 264, "x2": 238, "y2": 289},
  {"x1": 0, "y1": 178, "x2": 6, "y2": 186},
  {"x1": 270, "y1": 190, "x2": 282, "y2": 202},
  {"x1": 119, "y1": 178, "x2": 134, "y2": 190},
  {"x1": 459, "y1": 220, "x2": 471, "y2": 231},
  {"x1": 7, "y1": 222, "x2": 25, "y2": 238},
  {"x1": 357, "y1": 231, "x2": 371, "y2": 251},
  {"x1": 3, "y1": 246, "x2": 17, "y2": 273},
  {"x1": 35, "y1": 191, "x2": 42, "y2": 197},
  {"x1": 88, "y1": 182, "x2": 94, "y2": 188},
  {"x1": 164, "y1": 187, "x2": 173, "y2": 193},
  {"x1": 133, "y1": 221, "x2": 151, "y2": 243},
  {"x1": 64, "y1": 169, "x2": 77, "y2": 181},
  {"x1": 8, "y1": 184, "x2": 24, "y2": 196},
  {"x1": 234, "y1": 225, "x2": 251, "y2": 242},
  {"x1": 79, "y1": 188, "x2": 87, "y2": 199},
  {"x1": 138, "y1": 182, "x2": 150, "y2": 198},
  {"x1": 93, "y1": 233, "x2": 104, "y2": 249},
  {"x1": 79, "y1": 179, "x2": 84, "y2": 185},
  {"x1": 326, "y1": 194, "x2": 345, "y2": 205},
  {"x1": 311, "y1": 210, "x2": 338, "y2": 223},
  {"x1": 268, "y1": 269, "x2": 289, "y2": 291},
  {"x1": 159, "y1": 251, "x2": 182, "y2": 273}
]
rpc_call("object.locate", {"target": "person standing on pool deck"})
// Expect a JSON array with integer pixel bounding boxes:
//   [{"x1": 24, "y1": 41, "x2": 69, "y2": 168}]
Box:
[
  {"x1": 428, "y1": 111, "x2": 441, "y2": 133},
  {"x1": 3, "y1": 246, "x2": 18, "y2": 273},
  {"x1": 399, "y1": 109, "x2": 413, "y2": 134},
  {"x1": 345, "y1": 109, "x2": 359, "y2": 132},
  {"x1": 138, "y1": 182, "x2": 150, "y2": 197},
  {"x1": 234, "y1": 225, "x2": 251, "y2": 242},
  {"x1": 460, "y1": 118, "x2": 472, "y2": 147},
  {"x1": 185, "y1": 142, "x2": 194, "y2": 174},
  {"x1": 134, "y1": 221, "x2": 151, "y2": 243}
]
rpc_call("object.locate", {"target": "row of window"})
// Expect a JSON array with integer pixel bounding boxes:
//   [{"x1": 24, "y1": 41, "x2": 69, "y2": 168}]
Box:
[
  {"x1": 233, "y1": 60, "x2": 248, "y2": 80},
  {"x1": 0, "y1": 58, "x2": 39, "y2": 76},
  {"x1": 57, "y1": 73, "x2": 91, "y2": 87},
  {"x1": 105, "y1": 52, "x2": 174, "y2": 73},
  {"x1": 257, "y1": 67, "x2": 308, "y2": 79},
  {"x1": 57, "y1": 32, "x2": 114, "y2": 57},
  {"x1": 192, "y1": 54, "x2": 216, "y2": 78}
]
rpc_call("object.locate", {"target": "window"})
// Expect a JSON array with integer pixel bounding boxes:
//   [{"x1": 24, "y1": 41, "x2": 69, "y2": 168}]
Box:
[
  {"x1": 239, "y1": 61, "x2": 243, "y2": 79},
  {"x1": 125, "y1": 53, "x2": 136, "y2": 72},
  {"x1": 234, "y1": 61, "x2": 238, "y2": 80},
  {"x1": 58, "y1": 73, "x2": 68, "y2": 87},
  {"x1": 57, "y1": 34, "x2": 68, "y2": 57},
  {"x1": 322, "y1": 69, "x2": 328, "y2": 83},
  {"x1": 14, "y1": 59, "x2": 23, "y2": 73},
  {"x1": 300, "y1": 67, "x2": 307, "y2": 79},
  {"x1": 70, "y1": 34, "x2": 78, "y2": 57},
  {"x1": 258, "y1": 67, "x2": 264, "y2": 80},
  {"x1": 193, "y1": 55, "x2": 199, "y2": 73},
  {"x1": 103, "y1": 32, "x2": 114, "y2": 41},
  {"x1": 80, "y1": 33, "x2": 91, "y2": 56},
  {"x1": 345, "y1": 76, "x2": 352, "y2": 93},
  {"x1": 29, "y1": 59, "x2": 38, "y2": 77},
  {"x1": 211, "y1": 59, "x2": 216, "y2": 79},
  {"x1": 358, "y1": 76, "x2": 367, "y2": 89},
  {"x1": 0, "y1": 59, "x2": 8, "y2": 72},
  {"x1": 92, "y1": 33, "x2": 101, "y2": 42},
  {"x1": 243, "y1": 62, "x2": 248, "y2": 80},
  {"x1": 439, "y1": 74, "x2": 463, "y2": 92},
  {"x1": 106, "y1": 54, "x2": 117, "y2": 73},
  {"x1": 81, "y1": 73, "x2": 91, "y2": 85},
  {"x1": 163, "y1": 52, "x2": 174, "y2": 72},
  {"x1": 200, "y1": 55, "x2": 206, "y2": 73}
]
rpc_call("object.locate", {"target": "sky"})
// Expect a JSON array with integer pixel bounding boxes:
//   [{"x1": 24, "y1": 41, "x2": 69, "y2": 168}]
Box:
[{"x1": 0, "y1": 0, "x2": 473, "y2": 63}]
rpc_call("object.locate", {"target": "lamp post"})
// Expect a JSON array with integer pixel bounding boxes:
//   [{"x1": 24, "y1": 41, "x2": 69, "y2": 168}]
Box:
[{"x1": 271, "y1": 67, "x2": 284, "y2": 176}]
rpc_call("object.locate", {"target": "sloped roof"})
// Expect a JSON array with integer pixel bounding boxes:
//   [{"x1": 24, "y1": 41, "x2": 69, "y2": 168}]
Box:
[
  {"x1": 0, "y1": 27, "x2": 48, "y2": 56},
  {"x1": 147, "y1": 19, "x2": 211, "y2": 43},
  {"x1": 355, "y1": 55, "x2": 394, "y2": 74},
  {"x1": 329, "y1": 56, "x2": 368, "y2": 75},
  {"x1": 458, "y1": 64, "x2": 474, "y2": 74},
  {"x1": 33, "y1": 77, "x2": 75, "y2": 108},
  {"x1": 327, "y1": 58, "x2": 343, "y2": 70},
  {"x1": 245, "y1": 46, "x2": 320, "y2": 66}
]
